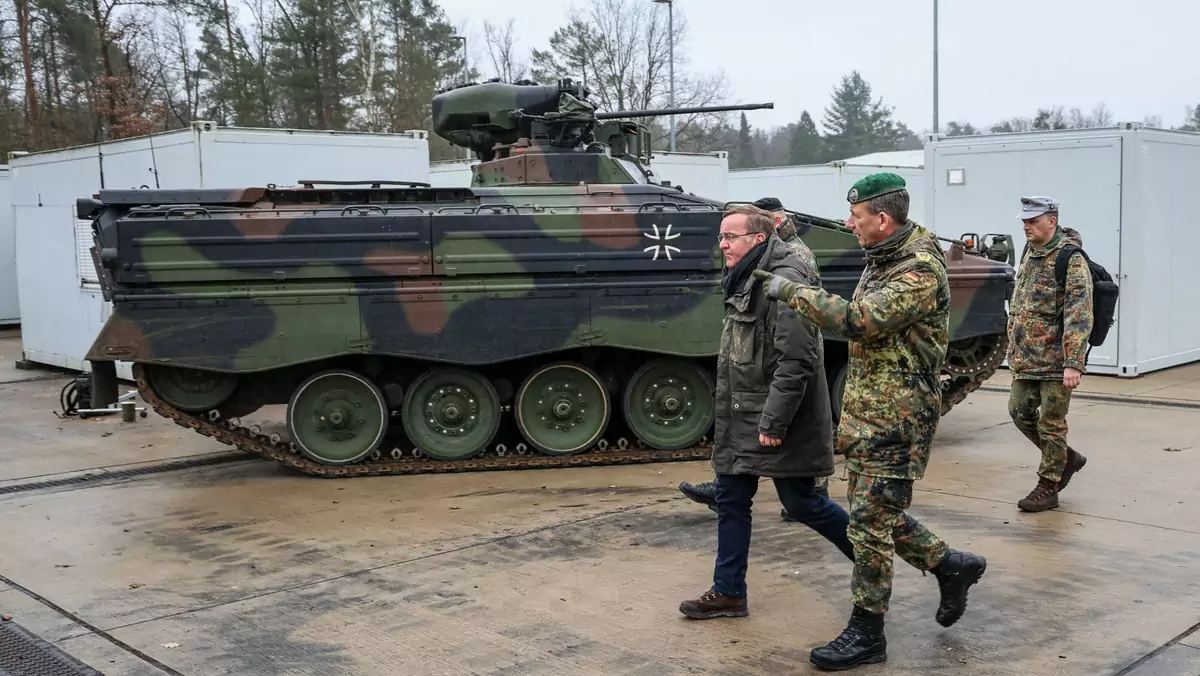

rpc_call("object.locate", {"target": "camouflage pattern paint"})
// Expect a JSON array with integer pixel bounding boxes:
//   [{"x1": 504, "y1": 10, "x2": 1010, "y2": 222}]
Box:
[
  {"x1": 77, "y1": 79, "x2": 1015, "y2": 476},
  {"x1": 846, "y1": 471, "x2": 949, "y2": 615},
  {"x1": 1007, "y1": 379, "x2": 1074, "y2": 484}
]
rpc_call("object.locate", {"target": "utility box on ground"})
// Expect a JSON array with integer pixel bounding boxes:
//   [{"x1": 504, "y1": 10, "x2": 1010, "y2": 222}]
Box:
[
  {"x1": 0, "y1": 166, "x2": 15, "y2": 326},
  {"x1": 727, "y1": 150, "x2": 926, "y2": 223},
  {"x1": 925, "y1": 124, "x2": 1200, "y2": 377},
  {"x1": 10, "y1": 122, "x2": 431, "y2": 379}
]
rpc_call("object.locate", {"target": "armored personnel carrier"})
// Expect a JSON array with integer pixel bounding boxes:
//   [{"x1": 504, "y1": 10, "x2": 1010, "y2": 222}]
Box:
[{"x1": 77, "y1": 79, "x2": 1015, "y2": 478}]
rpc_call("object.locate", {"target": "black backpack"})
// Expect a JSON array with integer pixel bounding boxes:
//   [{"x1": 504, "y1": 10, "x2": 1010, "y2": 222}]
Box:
[{"x1": 1053, "y1": 244, "x2": 1119, "y2": 347}]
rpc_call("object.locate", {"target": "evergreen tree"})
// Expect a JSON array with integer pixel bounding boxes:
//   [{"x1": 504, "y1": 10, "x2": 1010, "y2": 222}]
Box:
[
  {"x1": 1032, "y1": 107, "x2": 1068, "y2": 130},
  {"x1": 821, "y1": 71, "x2": 903, "y2": 160},
  {"x1": 1179, "y1": 104, "x2": 1200, "y2": 132},
  {"x1": 786, "y1": 111, "x2": 824, "y2": 165},
  {"x1": 732, "y1": 112, "x2": 755, "y2": 169},
  {"x1": 193, "y1": 0, "x2": 274, "y2": 127},
  {"x1": 893, "y1": 122, "x2": 923, "y2": 150},
  {"x1": 945, "y1": 121, "x2": 979, "y2": 137}
]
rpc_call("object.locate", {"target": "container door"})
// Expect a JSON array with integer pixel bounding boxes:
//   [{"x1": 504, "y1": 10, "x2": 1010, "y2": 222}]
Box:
[
  {"x1": 931, "y1": 134, "x2": 1123, "y2": 371},
  {"x1": 0, "y1": 198, "x2": 16, "y2": 324}
]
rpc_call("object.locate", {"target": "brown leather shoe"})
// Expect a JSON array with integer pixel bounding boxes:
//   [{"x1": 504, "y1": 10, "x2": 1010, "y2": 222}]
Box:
[
  {"x1": 1018, "y1": 478, "x2": 1059, "y2": 512},
  {"x1": 1058, "y1": 448, "x2": 1087, "y2": 491},
  {"x1": 679, "y1": 589, "x2": 748, "y2": 619}
]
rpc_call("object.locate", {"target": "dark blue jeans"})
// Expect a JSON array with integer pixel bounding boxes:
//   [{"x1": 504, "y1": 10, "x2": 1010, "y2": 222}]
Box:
[{"x1": 712, "y1": 473, "x2": 854, "y2": 598}]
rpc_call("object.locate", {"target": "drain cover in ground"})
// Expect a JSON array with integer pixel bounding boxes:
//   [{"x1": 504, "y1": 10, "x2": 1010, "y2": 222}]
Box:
[{"x1": 0, "y1": 619, "x2": 101, "y2": 675}]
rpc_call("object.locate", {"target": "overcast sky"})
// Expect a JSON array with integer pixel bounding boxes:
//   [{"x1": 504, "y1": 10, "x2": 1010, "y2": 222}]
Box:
[{"x1": 436, "y1": 0, "x2": 1200, "y2": 133}]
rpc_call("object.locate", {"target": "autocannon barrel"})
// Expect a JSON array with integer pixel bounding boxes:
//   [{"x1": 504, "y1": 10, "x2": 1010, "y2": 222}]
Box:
[{"x1": 595, "y1": 102, "x2": 774, "y2": 120}]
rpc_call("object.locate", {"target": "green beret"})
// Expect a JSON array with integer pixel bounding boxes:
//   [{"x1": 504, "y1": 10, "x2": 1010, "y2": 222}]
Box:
[{"x1": 847, "y1": 172, "x2": 906, "y2": 204}]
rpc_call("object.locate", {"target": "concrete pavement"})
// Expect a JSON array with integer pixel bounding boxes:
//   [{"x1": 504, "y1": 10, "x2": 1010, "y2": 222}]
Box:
[{"x1": 1, "y1": 357, "x2": 1199, "y2": 675}]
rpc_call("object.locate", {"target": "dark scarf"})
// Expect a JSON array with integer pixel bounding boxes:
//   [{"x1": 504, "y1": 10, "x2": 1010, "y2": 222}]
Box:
[
  {"x1": 865, "y1": 219, "x2": 915, "y2": 260},
  {"x1": 722, "y1": 240, "x2": 769, "y2": 300}
]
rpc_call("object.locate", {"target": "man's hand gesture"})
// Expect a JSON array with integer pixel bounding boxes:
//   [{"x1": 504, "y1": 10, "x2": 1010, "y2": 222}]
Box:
[{"x1": 752, "y1": 269, "x2": 798, "y2": 301}]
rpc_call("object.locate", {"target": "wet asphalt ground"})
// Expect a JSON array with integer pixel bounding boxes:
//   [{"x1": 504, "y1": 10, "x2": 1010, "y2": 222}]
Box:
[{"x1": 3, "y1": 327, "x2": 1200, "y2": 675}]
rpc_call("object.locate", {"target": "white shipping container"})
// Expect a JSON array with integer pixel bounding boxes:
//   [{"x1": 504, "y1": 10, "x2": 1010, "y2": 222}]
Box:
[
  {"x1": 0, "y1": 166, "x2": 16, "y2": 325},
  {"x1": 426, "y1": 150, "x2": 730, "y2": 201},
  {"x1": 645, "y1": 151, "x2": 729, "y2": 202},
  {"x1": 925, "y1": 123, "x2": 1200, "y2": 377},
  {"x1": 11, "y1": 122, "x2": 431, "y2": 379},
  {"x1": 429, "y1": 159, "x2": 476, "y2": 187},
  {"x1": 728, "y1": 150, "x2": 926, "y2": 224}
]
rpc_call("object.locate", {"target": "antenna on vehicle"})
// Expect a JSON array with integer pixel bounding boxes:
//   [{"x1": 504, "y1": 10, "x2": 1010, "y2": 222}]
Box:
[
  {"x1": 96, "y1": 121, "x2": 106, "y2": 189},
  {"x1": 147, "y1": 130, "x2": 161, "y2": 189}
]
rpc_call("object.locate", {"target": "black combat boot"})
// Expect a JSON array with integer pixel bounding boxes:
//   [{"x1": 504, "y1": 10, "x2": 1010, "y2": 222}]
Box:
[
  {"x1": 809, "y1": 605, "x2": 887, "y2": 670},
  {"x1": 930, "y1": 549, "x2": 987, "y2": 627},
  {"x1": 678, "y1": 480, "x2": 718, "y2": 513},
  {"x1": 1058, "y1": 447, "x2": 1087, "y2": 491}
]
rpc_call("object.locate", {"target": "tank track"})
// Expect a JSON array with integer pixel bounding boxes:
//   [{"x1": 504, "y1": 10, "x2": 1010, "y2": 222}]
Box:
[
  {"x1": 939, "y1": 333, "x2": 1010, "y2": 415},
  {"x1": 135, "y1": 366, "x2": 714, "y2": 478}
]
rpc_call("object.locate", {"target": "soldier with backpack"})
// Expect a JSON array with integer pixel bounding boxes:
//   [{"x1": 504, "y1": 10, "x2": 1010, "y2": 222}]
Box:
[{"x1": 1007, "y1": 196, "x2": 1116, "y2": 513}]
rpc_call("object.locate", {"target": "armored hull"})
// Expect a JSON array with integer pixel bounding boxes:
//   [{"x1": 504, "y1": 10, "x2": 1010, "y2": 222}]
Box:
[{"x1": 78, "y1": 177, "x2": 1013, "y2": 477}]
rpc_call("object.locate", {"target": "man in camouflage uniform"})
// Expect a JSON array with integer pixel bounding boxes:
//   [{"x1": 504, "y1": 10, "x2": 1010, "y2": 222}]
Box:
[
  {"x1": 755, "y1": 196, "x2": 822, "y2": 285},
  {"x1": 751, "y1": 174, "x2": 987, "y2": 671},
  {"x1": 1007, "y1": 196, "x2": 1092, "y2": 513},
  {"x1": 677, "y1": 197, "x2": 831, "y2": 517}
]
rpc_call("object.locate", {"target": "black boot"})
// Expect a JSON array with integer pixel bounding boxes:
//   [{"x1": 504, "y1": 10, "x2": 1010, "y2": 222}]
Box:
[
  {"x1": 809, "y1": 605, "x2": 887, "y2": 670},
  {"x1": 931, "y1": 549, "x2": 987, "y2": 627},
  {"x1": 678, "y1": 480, "x2": 718, "y2": 513},
  {"x1": 1058, "y1": 447, "x2": 1087, "y2": 491}
]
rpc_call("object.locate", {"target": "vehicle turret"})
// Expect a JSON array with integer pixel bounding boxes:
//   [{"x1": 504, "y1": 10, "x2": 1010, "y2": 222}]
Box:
[{"x1": 431, "y1": 78, "x2": 773, "y2": 186}]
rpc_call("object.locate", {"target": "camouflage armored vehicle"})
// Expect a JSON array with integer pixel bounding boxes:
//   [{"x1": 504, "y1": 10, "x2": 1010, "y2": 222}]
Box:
[{"x1": 77, "y1": 79, "x2": 1015, "y2": 478}]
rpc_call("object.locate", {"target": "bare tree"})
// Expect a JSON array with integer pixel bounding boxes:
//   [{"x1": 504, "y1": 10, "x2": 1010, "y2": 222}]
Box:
[
  {"x1": 482, "y1": 18, "x2": 527, "y2": 82},
  {"x1": 1066, "y1": 103, "x2": 1114, "y2": 129},
  {"x1": 346, "y1": 0, "x2": 383, "y2": 130},
  {"x1": 15, "y1": 0, "x2": 39, "y2": 145},
  {"x1": 1090, "y1": 103, "x2": 1113, "y2": 127},
  {"x1": 529, "y1": 0, "x2": 732, "y2": 152}
]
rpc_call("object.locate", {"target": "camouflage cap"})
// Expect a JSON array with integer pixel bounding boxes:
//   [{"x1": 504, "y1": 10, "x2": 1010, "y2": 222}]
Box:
[
  {"x1": 847, "y1": 173, "x2": 906, "y2": 204},
  {"x1": 753, "y1": 197, "x2": 784, "y2": 211},
  {"x1": 1018, "y1": 196, "x2": 1059, "y2": 220}
]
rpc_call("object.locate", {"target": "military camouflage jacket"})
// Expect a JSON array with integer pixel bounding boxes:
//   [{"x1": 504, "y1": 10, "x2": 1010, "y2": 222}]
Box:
[
  {"x1": 712, "y1": 235, "x2": 834, "y2": 479},
  {"x1": 776, "y1": 217, "x2": 821, "y2": 285},
  {"x1": 1007, "y1": 226, "x2": 1094, "y2": 379},
  {"x1": 777, "y1": 222, "x2": 950, "y2": 481}
]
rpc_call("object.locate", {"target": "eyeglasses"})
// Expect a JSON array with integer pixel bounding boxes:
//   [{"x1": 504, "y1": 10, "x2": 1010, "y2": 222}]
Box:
[{"x1": 717, "y1": 232, "x2": 755, "y2": 242}]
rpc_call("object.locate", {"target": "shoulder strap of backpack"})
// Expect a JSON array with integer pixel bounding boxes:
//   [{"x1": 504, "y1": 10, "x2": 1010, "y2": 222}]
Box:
[{"x1": 1054, "y1": 244, "x2": 1087, "y2": 287}]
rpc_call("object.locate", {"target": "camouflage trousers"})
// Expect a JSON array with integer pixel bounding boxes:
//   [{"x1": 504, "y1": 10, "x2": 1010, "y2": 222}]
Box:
[
  {"x1": 816, "y1": 475, "x2": 829, "y2": 491},
  {"x1": 847, "y1": 471, "x2": 949, "y2": 615},
  {"x1": 1007, "y1": 379, "x2": 1073, "y2": 483}
]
